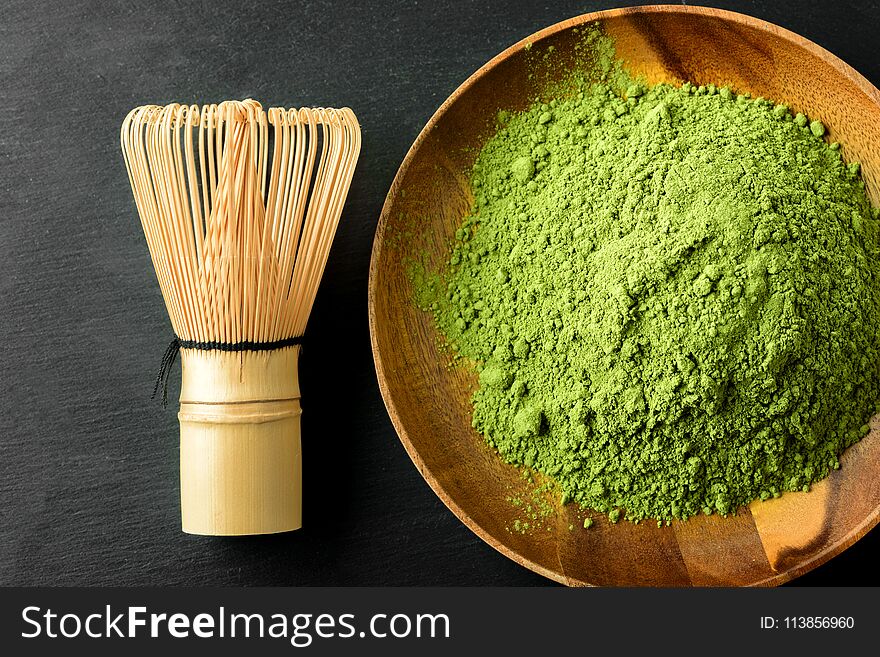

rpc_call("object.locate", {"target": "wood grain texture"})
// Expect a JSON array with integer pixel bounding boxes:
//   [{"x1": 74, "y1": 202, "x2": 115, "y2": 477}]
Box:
[{"x1": 369, "y1": 5, "x2": 880, "y2": 586}]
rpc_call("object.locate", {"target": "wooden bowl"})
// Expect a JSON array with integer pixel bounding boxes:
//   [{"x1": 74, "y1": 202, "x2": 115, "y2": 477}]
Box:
[{"x1": 369, "y1": 5, "x2": 880, "y2": 586}]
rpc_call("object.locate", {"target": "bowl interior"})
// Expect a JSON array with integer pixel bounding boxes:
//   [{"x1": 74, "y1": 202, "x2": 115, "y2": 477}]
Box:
[{"x1": 369, "y1": 6, "x2": 880, "y2": 586}]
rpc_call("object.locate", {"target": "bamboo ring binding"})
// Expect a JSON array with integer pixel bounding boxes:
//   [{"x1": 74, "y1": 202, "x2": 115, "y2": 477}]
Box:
[{"x1": 121, "y1": 100, "x2": 361, "y2": 535}]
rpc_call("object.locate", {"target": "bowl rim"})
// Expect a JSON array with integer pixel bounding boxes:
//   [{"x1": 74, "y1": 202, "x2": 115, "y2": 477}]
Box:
[{"x1": 367, "y1": 3, "x2": 880, "y2": 586}]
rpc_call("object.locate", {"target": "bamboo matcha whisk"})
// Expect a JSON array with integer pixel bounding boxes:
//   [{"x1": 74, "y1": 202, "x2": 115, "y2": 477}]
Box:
[{"x1": 120, "y1": 99, "x2": 360, "y2": 535}]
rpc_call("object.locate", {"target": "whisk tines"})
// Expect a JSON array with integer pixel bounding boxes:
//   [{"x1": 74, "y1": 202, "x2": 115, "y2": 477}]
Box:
[{"x1": 120, "y1": 99, "x2": 361, "y2": 348}]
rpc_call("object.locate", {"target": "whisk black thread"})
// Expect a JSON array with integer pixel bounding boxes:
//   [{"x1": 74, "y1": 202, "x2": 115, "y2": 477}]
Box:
[{"x1": 152, "y1": 336, "x2": 304, "y2": 408}]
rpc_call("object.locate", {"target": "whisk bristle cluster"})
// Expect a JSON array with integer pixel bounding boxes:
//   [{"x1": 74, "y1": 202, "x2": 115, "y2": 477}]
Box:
[{"x1": 121, "y1": 99, "x2": 360, "y2": 344}]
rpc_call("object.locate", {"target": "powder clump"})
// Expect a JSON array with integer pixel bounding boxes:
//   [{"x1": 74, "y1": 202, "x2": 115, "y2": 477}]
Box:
[
  {"x1": 510, "y1": 156, "x2": 535, "y2": 183},
  {"x1": 415, "y1": 31, "x2": 880, "y2": 524}
]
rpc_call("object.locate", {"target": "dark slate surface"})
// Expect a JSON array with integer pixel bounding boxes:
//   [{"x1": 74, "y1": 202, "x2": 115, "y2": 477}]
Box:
[{"x1": 1, "y1": 0, "x2": 878, "y2": 586}]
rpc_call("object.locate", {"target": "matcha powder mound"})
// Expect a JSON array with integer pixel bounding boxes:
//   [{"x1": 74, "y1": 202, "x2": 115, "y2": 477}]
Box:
[{"x1": 414, "y1": 52, "x2": 880, "y2": 523}]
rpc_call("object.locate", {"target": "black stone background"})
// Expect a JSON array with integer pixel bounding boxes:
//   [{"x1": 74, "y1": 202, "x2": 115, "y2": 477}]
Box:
[{"x1": 1, "y1": 0, "x2": 878, "y2": 585}]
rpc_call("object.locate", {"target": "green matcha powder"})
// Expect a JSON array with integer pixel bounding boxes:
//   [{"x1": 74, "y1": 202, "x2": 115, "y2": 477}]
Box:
[{"x1": 413, "y1": 35, "x2": 880, "y2": 524}]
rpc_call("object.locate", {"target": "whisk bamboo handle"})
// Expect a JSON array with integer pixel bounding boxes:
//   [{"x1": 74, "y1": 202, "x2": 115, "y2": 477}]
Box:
[{"x1": 178, "y1": 347, "x2": 302, "y2": 535}]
